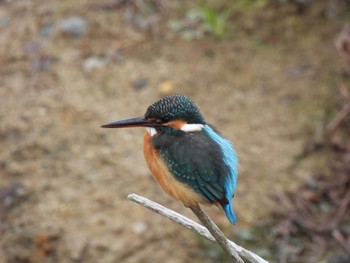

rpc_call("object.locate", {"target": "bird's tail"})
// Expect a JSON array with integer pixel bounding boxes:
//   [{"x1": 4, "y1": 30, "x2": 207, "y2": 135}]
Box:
[{"x1": 222, "y1": 202, "x2": 236, "y2": 224}]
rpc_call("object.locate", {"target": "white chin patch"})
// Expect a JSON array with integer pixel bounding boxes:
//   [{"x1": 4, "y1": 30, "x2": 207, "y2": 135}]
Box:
[
  {"x1": 146, "y1": 127, "x2": 158, "y2": 136},
  {"x1": 180, "y1": 123, "x2": 204, "y2": 132}
]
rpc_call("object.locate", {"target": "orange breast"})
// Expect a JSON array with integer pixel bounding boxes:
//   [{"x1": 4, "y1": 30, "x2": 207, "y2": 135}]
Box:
[{"x1": 143, "y1": 132, "x2": 207, "y2": 206}]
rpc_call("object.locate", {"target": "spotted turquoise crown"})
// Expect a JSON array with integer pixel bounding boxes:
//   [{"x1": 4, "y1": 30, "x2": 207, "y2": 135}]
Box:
[{"x1": 145, "y1": 95, "x2": 205, "y2": 124}]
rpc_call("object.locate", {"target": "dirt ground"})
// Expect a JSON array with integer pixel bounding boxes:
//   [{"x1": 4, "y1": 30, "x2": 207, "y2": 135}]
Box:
[{"x1": 1, "y1": 1, "x2": 349, "y2": 262}]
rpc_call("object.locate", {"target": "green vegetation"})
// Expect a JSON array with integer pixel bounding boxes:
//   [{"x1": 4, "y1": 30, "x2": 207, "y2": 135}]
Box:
[{"x1": 168, "y1": 6, "x2": 233, "y2": 40}]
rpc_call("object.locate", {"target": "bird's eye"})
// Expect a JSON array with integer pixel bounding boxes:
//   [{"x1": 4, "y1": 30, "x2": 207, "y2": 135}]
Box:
[
  {"x1": 155, "y1": 119, "x2": 163, "y2": 124},
  {"x1": 162, "y1": 117, "x2": 170, "y2": 123}
]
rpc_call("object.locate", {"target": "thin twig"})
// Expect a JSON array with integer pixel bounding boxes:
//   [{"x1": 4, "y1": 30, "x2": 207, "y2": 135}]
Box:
[
  {"x1": 74, "y1": 242, "x2": 90, "y2": 263},
  {"x1": 324, "y1": 102, "x2": 350, "y2": 143},
  {"x1": 128, "y1": 193, "x2": 269, "y2": 263},
  {"x1": 324, "y1": 83, "x2": 350, "y2": 143},
  {"x1": 189, "y1": 204, "x2": 243, "y2": 263},
  {"x1": 332, "y1": 229, "x2": 350, "y2": 255}
]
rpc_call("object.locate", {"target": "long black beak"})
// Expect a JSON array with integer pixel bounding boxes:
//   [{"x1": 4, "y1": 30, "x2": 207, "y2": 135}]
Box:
[{"x1": 101, "y1": 116, "x2": 157, "y2": 128}]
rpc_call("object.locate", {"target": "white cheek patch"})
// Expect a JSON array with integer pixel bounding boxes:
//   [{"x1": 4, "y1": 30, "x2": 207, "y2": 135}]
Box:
[
  {"x1": 146, "y1": 127, "x2": 158, "y2": 136},
  {"x1": 180, "y1": 123, "x2": 204, "y2": 132}
]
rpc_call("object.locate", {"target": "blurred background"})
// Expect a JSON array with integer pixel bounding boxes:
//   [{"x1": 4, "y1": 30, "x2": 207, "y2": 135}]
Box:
[{"x1": 1, "y1": 0, "x2": 350, "y2": 262}]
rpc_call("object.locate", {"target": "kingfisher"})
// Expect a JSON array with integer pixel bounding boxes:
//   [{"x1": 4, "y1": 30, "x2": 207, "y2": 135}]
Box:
[{"x1": 102, "y1": 95, "x2": 238, "y2": 224}]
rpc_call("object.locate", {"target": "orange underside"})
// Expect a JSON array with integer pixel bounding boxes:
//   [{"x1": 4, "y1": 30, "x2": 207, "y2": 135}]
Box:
[{"x1": 143, "y1": 132, "x2": 209, "y2": 206}]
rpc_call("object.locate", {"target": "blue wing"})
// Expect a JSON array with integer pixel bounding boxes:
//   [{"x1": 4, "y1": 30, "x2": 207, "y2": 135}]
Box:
[{"x1": 203, "y1": 125, "x2": 238, "y2": 224}]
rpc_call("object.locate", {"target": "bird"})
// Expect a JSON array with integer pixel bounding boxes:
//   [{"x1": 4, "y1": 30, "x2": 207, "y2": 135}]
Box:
[{"x1": 102, "y1": 95, "x2": 238, "y2": 224}]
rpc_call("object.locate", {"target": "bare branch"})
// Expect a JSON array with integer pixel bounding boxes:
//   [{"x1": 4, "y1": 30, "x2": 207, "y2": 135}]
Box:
[
  {"x1": 189, "y1": 204, "x2": 243, "y2": 262},
  {"x1": 128, "y1": 193, "x2": 269, "y2": 263}
]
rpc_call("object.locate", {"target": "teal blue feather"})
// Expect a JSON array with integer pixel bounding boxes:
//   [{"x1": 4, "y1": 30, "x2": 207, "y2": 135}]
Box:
[
  {"x1": 152, "y1": 125, "x2": 238, "y2": 224},
  {"x1": 203, "y1": 125, "x2": 238, "y2": 224}
]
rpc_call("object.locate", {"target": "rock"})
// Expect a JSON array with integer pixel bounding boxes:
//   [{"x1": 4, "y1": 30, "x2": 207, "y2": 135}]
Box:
[
  {"x1": 133, "y1": 77, "x2": 148, "y2": 91},
  {"x1": 0, "y1": 17, "x2": 9, "y2": 27},
  {"x1": 32, "y1": 55, "x2": 56, "y2": 72},
  {"x1": 105, "y1": 48, "x2": 123, "y2": 63},
  {"x1": 159, "y1": 80, "x2": 174, "y2": 95},
  {"x1": 0, "y1": 182, "x2": 27, "y2": 219},
  {"x1": 233, "y1": 228, "x2": 254, "y2": 241},
  {"x1": 39, "y1": 23, "x2": 55, "y2": 38},
  {"x1": 59, "y1": 16, "x2": 88, "y2": 37},
  {"x1": 133, "y1": 15, "x2": 160, "y2": 32},
  {"x1": 83, "y1": 57, "x2": 106, "y2": 72},
  {"x1": 132, "y1": 221, "x2": 147, "y2": 234},
  {"x1": 23, "y1": 41, "x2": 43, "y2": 54},
  {"x1": 284, "y1": 64, "x2": 310, "y2": 78}
]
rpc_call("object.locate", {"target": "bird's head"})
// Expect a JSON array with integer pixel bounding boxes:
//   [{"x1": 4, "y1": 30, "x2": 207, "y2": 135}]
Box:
[{"x1": 102, "y1": 95, "x2": 206, "y2": 135}]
